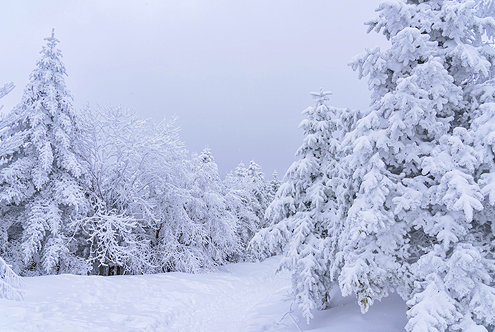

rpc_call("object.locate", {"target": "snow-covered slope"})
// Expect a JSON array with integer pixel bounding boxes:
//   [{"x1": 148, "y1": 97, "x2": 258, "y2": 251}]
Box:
[{"x1": 0, "y1": 257, "x2": 407, "y2": 332}]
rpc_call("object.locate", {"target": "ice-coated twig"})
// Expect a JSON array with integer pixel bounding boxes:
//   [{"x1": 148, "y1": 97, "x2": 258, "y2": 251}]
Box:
[
  {"x1": 0, "y1": 82, "x2": 14, "y2": 111},
  {"x1": 0, "y1": 82, "x2": 14, "y2": 99},
  {"x1": 277, "y1": 303, "x2": 304, "y2": 332}
]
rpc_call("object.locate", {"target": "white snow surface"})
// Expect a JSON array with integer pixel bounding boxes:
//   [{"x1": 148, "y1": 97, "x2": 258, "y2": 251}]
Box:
[{"x1": 0, "y1": 256, "x2": 407, "y2": 332}]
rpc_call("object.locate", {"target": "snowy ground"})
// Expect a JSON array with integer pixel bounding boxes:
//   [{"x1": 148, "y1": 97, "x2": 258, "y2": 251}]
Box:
[{"x1": 0, "y1": 257, "x2": 407, "y2": 332}]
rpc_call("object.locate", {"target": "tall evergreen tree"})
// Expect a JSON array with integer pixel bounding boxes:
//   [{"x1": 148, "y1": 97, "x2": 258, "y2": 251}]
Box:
[
  {"x1": 339, "y1": 1, "x2": 495, "y2": 330},
  {"x1": 251, "y1": 90, "x2": 359, "y2": 322},
  {"x1": 0, "y1": 30, "x2": 87, "y2": 275},
  {"x1": 246, "y1": 160, "x2": 271, "y2": 230}
]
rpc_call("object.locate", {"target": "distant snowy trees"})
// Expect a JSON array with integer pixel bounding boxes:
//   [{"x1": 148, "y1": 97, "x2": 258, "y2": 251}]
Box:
[
  {"x1": 180, "y1": 148, "x2": 239, "y2": 270},
  {"x1": 0, "y1": 30, "x2": 277, "y2": 277},
  {"x1": 77, "y1": 107, "x2": 272, "y2": 274},
  {"x1": 224, "y1": 160, "x2": 275, "y2": 259},
  {"x1": 252, "y1": 0, "x2": 495, "y2": 331},
  {"x1": 77, "y1": 106, "x2": 187, "y2": 275}
]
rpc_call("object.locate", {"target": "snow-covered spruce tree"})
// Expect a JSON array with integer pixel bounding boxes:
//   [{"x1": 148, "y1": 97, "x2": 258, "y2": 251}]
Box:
[
  {"x1": 251, "y1": 90, "x2": 359, "y2": 322},
  {"x1": 340, "y1": 1, "x2": 495, "y2": 330},
  {"x1": 0, "y1": 30, "x2": 88, "y2": 275},
  {"x1": 78, "y1": 106, "x2": 187, "y2": 275}
]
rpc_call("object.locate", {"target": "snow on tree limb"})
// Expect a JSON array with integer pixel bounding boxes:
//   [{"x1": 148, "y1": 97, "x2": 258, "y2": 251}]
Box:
[{"x1": 0, "y1": 257, "x2": 25, "y2": 301}]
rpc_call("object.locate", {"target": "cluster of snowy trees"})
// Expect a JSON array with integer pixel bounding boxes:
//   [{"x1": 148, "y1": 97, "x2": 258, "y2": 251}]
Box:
[
  {"x1": 253, "y1": 0, "x2": 495, "y2": 331},
  {"x1": 0, "y1": 30, "x2": 278, "y2": 285}
]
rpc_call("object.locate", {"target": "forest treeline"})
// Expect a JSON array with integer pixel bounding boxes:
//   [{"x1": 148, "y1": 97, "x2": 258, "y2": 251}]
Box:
[{"x1": 0, "y1": 30, "x2": 280, "y2": 279}]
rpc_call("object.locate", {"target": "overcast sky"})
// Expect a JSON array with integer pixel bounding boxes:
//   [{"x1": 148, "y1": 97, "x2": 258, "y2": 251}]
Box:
[{"x1": 0, "y1": 0, "x2": 386, "y2": 178}]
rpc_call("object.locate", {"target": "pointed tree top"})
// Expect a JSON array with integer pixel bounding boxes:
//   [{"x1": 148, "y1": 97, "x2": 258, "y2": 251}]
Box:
[
  {"x1": 310, "y1": 88, "x2": 332, "y2": 104},
  {"x1": 199, "y1": 147, "x2": 214, "y2": 163},
  {"x1": 44, "y1": 28, "x2": 59, "y2": 49}
]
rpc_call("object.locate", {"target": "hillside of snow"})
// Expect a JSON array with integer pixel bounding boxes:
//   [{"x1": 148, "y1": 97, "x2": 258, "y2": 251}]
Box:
[{"x1": 0, "y1": 256, "x2": 407, "y2": 332}]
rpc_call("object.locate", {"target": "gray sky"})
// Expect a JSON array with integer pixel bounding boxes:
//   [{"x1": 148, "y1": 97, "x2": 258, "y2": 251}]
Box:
[{"x1": 0, "y1": 0, "x2": 386, "y2": 178}]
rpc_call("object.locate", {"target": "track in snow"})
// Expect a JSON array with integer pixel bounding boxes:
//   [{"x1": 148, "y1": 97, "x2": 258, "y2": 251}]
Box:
[
  {"x1": 0, "y1": 256, "x2": 407, "y2": 332},
  {"x1": 0, "y1": 257, "x2": 293, "y2": 332}
]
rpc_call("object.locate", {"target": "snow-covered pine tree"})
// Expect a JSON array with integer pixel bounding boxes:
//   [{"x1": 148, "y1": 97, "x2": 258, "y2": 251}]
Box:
[
  {"x1": 251, "y1": 90, "x2": 359, "y2": 322},
  {"x1": 224, "y1": 163, "x2": 258, "y2": 256},
  {"x1": 0, "y1": 30, "x2": 88, "y2": 275},
  {"x1": 341, "y1": 1, "x2": 495, "y2": 330}
]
